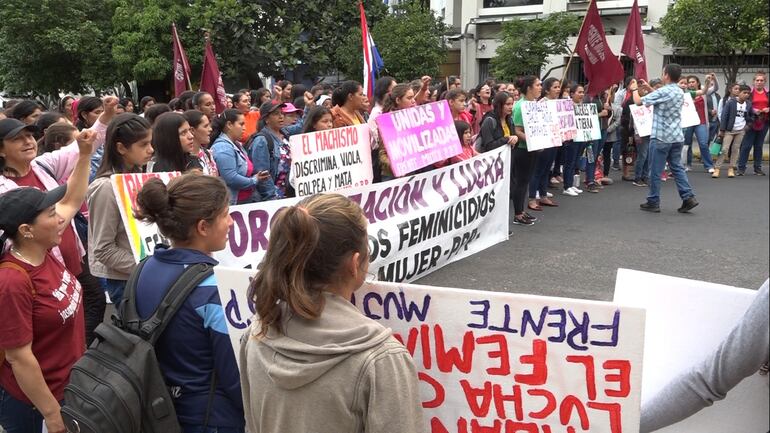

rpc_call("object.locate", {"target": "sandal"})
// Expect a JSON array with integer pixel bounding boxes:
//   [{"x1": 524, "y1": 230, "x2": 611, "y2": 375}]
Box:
[
  {"x1": 540, "y1": 199, "x2": 558, "y2": 207},
  {"x1": 528, "y1": 203, "x2": 543, "y2": 211}
]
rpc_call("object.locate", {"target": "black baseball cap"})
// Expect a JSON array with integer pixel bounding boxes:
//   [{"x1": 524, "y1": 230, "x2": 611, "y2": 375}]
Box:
[
  {"x1": 0, "y1": 118, "x2": 38, "y2": 141},
  {"x1": 260, "y1": 101, "x2": 286, "y2": 118},
  {"x1": 0, "y1": 185, "x2": 67, "y2": 242}
]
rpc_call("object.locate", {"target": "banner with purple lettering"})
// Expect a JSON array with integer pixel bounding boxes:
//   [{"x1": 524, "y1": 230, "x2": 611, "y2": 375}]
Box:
[
  {"x1": 116, "y1": 148, "x2": 511, "y2": 284},
  {"x1": 521, "y1": 101, "x2": 562, "y2": 151},
  {"x1": 289, "y1": 124, "x2": 373, "y2": 196},
  {"x1": 551, "y1": 99, "x2": 577, "y2": 142},
  {"x1": 216, "y1": 270, "x2": 646, "y2": 433},
  {"x1": 376, "y1": 100, "x2": 463, "y2": 177}
]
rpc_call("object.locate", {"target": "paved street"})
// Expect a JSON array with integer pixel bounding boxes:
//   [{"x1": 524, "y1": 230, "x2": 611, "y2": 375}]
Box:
[{"x1": 417, "y1": 164, "x2": 770, "y2": 300}]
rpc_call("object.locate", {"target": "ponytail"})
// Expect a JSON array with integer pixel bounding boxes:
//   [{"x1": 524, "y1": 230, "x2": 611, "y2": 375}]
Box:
[
  {"x1": 249, "y1": 194, "x2": 368, "y2": 337},
  {"x1": 210, "y1": 109, "x2": 242, "y2": 143}
]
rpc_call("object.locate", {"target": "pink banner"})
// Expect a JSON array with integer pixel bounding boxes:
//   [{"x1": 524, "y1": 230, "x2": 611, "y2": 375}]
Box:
[{"x1": 375, "y1": 100, "x2": 462, "y2": 177}]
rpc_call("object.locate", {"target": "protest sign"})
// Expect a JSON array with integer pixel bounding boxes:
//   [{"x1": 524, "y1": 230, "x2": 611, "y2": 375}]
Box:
[
  {"x1": 680, "y1": 92, "x2": 700, "y2": 128},
  {"x1": 551, "y1": 99, "x2": 577, "y2": 142},
  {"x1": 613, "y1": 269, "x2": 769, "y2": 433},
  {"x1": 116, "y1": 148, "x2": 511, "y2": 284},
  {"x1": 629, "y1": 105, "x2": 653, "y2": 138},
  {"x1": 521, "y1": 101, "x2": 561, "y2": 151},
  {"x1": 217, "y1": 269, "x2": 646, "y2": 433},
  {"x1": 288, "y1": 124, "x2": 373, "y2": 196},
  {"x1": 376, "y1": 100, "x2": 463, "y2": 177},
  {"x1": 111, "y1": 171, "x2": 181, "y2": 261},
  {"x1": 574, "y1": 103, "x2": 602, "y2": 142}
]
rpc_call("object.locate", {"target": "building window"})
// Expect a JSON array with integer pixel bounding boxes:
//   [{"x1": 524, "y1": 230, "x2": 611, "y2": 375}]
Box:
[
  {"x1": 664, "y1": 54, "x2": 769, "y2": 70},
  {"x1": 483, "y1": 0, "x2": 543, "y2": 7},
  {"x1": 479, "y1": 59, "x2": 491, "y2": 82}
]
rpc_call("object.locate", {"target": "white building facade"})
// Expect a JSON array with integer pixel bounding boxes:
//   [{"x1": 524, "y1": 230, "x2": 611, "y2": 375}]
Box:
[{"x1": 434, "y1": 0, "x2": 768, "y2": 89}]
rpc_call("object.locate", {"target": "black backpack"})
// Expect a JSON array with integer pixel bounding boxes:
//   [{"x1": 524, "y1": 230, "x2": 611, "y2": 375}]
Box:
[{"x1": 61, "y1": 261, "x2": 216, "y2": 433}]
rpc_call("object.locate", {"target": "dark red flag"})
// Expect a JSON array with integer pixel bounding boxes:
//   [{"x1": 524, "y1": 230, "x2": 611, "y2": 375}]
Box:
[
  {"x1": 575, "y1": 0, "x2": 625, "y2": 95},
  {"x1": 621, "y1": 0, "x2": 648, "y2": 81},
  {"x1": 200, "y1": 37, "x2": 228, "y2": 114},
  {"x1": 171, "y1": 23, "x2": 192, "y2": 97}
]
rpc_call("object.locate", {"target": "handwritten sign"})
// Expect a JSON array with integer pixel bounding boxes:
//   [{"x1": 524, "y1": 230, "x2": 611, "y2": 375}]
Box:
[
  {"x1": 521, "y1": 101, "x2": 562, "y2": 151},
  {"x1": 614, "y1": 269, "x2": 769, "y2": 433},
  {"x1": 289, "y1": 124, "x2": 373, "y2": 196},
  {"x1": 552, "y1": 99, "x2": 577, "y2": 142},
  {"x1": 376, "y1": 100, "x2": 463, "y2": 177},
  {"x1": 629, "y1": 105, "x2": 654, "y2": 138},
  {"x1": 111, "y1": 172, "x2": 181, "y2": 261},
  {"x1": 680, "y1": 92, "x2": 701, "y2": 128},
  {"x1": 218, "y1": 270, "x2": 646, "y2": 433},
  {"x1": 116, "y1": 148, "x2": 512, "y2": 284},
  {"x1": 574, "y1": 103, "x2": 602, "y2": 142}
]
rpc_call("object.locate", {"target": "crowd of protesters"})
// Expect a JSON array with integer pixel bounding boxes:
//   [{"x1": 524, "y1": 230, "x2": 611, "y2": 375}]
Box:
[{"x1": 0, "y1": 66, "x2": 768, "y2": 433}]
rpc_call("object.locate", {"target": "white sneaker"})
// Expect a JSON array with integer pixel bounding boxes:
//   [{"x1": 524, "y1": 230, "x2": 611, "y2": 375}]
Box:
[
  {"x1": 535, "y1": 192, "x2": 541, "y2": 199},
  {"x1": 708, "y1": 168, "x2": 715, "y2": 174},
  {"x1": 546, "y1": 192, "x2": 553, "y2": 198},
  {"x1": 562, "y1": 188, "x2": 578, "y2": 196},
  {"x1": 570, "y1": 186, "x2": 584, "y2": 194}
]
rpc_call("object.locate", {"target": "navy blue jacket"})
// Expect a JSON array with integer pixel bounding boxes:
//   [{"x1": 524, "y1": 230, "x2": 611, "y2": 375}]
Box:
[
  {"x1": 135, "y1": 246, "x2": 244, "y2": 429},
  {"x1": 720, "y1": 97, "x2": 755, "y2": 132}
]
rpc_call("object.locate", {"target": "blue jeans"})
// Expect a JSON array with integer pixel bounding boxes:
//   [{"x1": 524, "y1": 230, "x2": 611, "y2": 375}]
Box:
[
  {"x1": 647, "y1": 139, "x2": 695, "y2": 205},
  {"x1": 683, "y1": 123, "x2": 713, "y2": 169},
  {"x1": 634, "y1": 136, "x2": 650, "y2": 182},
  {"x1": 738, "y1": 122, "x2": 769, "y2": 172},
  {"x1": 529, "y1": 147, "x2": 557, "y2": 198},
  {"x1": 561, "y1": 141, "x2": 579, "y2": 189},
  {"x1": 103, "y1": 278, "x2": 127, "y2": 306},
  {"x1": 0, "y1": 386, "x2": 44, "y2": 433},
  {"x1": 612, "y1": 140, "x2": 621, "y2": 164},
  {"x1": 182, "y1": 424, "x2": 245, "y2": 433},
  {"x1": 584, "y1": 133, "x2": 605, "y2": 184}
]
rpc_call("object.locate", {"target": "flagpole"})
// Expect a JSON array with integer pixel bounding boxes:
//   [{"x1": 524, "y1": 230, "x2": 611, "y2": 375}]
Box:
[
  {"x1": 561, "y1": 0, "x2": 595, "y2": 87},
  {"x1": 172, "y1": 23, "x2": 192, "y2": 91}
]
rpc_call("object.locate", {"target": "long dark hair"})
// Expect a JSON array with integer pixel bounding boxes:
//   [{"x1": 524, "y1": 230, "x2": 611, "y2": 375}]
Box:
[
  {"x1": 492, "y1": 91, "x2": 512, "y2": 124},
  {"x1": 178, "y1": 91, "x2": 196, "y2": 111},
  {"x1": 95, "y1": 113, "x2": 151, "y2": 178},
  {"x1": 382, "y1": 83, "x2": 411, "y2": 113},
  {"x1": 151, "y1": 112, "x2": 189, "y2": 172},
  {"x1": 210, "y1": 109, "x2": 243, "y2": 143},
  {"x1": 9, "y1": 100, "x2": 42, "y2": 122},
  {"x1": 373, "y1": 76, "x2": 396, "y2": 105},
  {"x1": 541, "y1": 77, "x2": 560, "y2": 99},
  {"x1": 76, "y1": 96, "x2": 103, "y2": 130},
  {"x1": 41, "y1": 122, "x2": 77, "y2": 155},
  {"x1": 331, "y1": 81, "x2": 362, "y2": 107},
  {"x1": 515, "y1": 76, "x2": 539, "y2": 99},
  {"x1": 302, "y1": 106, "x2": 332, "y2": 134},
  {"x1": 58, "y1": 96, "x2": 74, "y2": 116}
]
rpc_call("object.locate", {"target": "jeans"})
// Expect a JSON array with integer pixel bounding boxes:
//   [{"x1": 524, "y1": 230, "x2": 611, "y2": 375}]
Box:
[
  {"x1": 584, "y1": 132, "x2": 605, "y2": 184},
  {"x1": 683, "y1": 123, "x2": 713, "y2": 169},
  {"x1": 738, "y1": 122, "x2": 769, "y2": 172},
  {"x1": 181, "y1": 424, "x2": 245, "y2": 433},
  {"x1": 104, "y1": 278, "x2": 127, "y2": 306},
  {"x1": 635, "y1": 136, "x2": 650, "y2": 182},
  {"x1": 561, "y1": 141, "x2": 579, "y2": 189},
  {"x1": 647, "y1": 139, "x2": 695, "y2": 205},
  {"x1": 529, "y1": 147, "x2": 557, "y2": 198},
  {"x1": 0, "y1": 386, "x2": 44, "y2": 433}
]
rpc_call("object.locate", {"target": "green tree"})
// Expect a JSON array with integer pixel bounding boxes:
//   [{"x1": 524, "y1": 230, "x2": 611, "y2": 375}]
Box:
[
  {"x1": 0, "y1": 0, "x2": 117, "y2": 97},
  {"x1": 490, "y1": 12, "x2": 582, "y2": 81},
  {"x1": 338, "y1": 1, "x2": 448, "y2": 83},
  {"x1": 111, "y1": 0, "x2": 204, "y2": 87},
  {"x1": 659, "y1": 0, "x2": 769, "y2": 86}
]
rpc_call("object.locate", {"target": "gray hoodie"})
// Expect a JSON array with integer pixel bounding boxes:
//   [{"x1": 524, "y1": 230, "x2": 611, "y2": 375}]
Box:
[{"x1": 239, "y1": 292, "x2": 425, "y2": 433}]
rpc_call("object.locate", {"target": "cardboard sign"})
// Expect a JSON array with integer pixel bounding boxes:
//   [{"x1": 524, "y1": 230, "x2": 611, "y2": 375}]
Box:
[
  {"x1": 521, "y1": 101, "x2": 562, "y2": 151},
  {"x1": 217, "y1": 270, "x2": 646, "y2": 433},
  {"x1": 289, "y1": 124, "x2": 374, "y2": 196},
  {"x1": 613, "y1": 269, "x2": 769, "y2": 433},
  {"x1": 116, "y1": 148, "x2": 511, "y2": 284},
  {"x1": 629, "y1": 105, "x2": 653, "y2": 138},
  {"x1": 680, "y1": 93, "x2": 701, "y2": 128},
  {"x1": 376, "y1": 100, "x2": 463, "y2": 177},
  {"x1": 111, "y1": 172, "x2": 181, "y2": 261},
  {"x1": 574, "y1": 103, "x2": 602, "y2": 142},
  {"x1": 552, "y1": 99, "x2": 577, "y2": 142}
]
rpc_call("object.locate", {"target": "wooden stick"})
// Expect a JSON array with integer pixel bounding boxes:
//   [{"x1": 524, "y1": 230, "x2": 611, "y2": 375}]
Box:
[{"x1": 562, "y1": 0, "x2": 595, "y2": 88}]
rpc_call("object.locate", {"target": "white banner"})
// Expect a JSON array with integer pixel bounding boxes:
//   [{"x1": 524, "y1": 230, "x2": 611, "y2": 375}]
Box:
[
  {"x1": 552, "y1": 99, "x2": 577, "y2": 142},
  {"x1": 521, "y1": 101, "x2": 562, "y2": 151},
  {"x1": 629, "y1": 105, "x2": 653, "y2": 138},
  {"x1": 574, "y1": 103, "x2": 602, "y2": 142},
  {"x1": 115, "y1": 148, "x2": 511, "y2": 283},
  {"x1": 613, "y1": 269, "x2": 769, "y2": 433},
  {"x1": 217, "y1": 270, "x2": 646, "y2": 433},
  {"x1": 680, "y1": 93, "x2": 701, "y2": 128},
  {"x1": 288, "y1": 124, "x2": 373, "y2": 196}
]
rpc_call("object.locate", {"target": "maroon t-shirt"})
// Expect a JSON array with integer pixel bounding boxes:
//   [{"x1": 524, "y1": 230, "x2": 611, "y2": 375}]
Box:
[
  {"x1": 11, "y1": 170, "x2": 83, "y2": 276},
  {"x1": 0, "y1": 253, "x2": 85, "y2": 403}
]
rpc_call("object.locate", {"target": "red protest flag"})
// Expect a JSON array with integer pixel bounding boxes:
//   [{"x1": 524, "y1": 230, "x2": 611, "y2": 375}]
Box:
[
  {"x1": 620, "y1": 0, "x2": 647, "y2": 81},
  {"x1": 200, "y1": 35, "x2": 228, "y2": 114},
  {"x1": 171, "y1": 23, "x2": 192, "y2": 97},
  {"x1": 574, "y1": 0, "x2": 625, "y2": 96}
]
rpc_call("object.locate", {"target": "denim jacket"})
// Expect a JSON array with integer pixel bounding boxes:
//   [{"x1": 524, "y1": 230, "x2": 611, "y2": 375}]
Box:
[
  {"x1": 211, "y1": 134, "x2": 257, "y2": 204},
  {"x1": 248, "y1": 129, "x2": 281, "y2": 199}
]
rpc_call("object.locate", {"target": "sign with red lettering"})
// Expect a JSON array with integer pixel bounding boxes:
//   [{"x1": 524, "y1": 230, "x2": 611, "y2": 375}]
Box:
[
  {"x1": 111, "y1": 172, "x2": 181, "y2": 261},
  {"x1": 216, "y1": 271, "x2": 646, "y2": 433},
  {"x1": 289, "y1": 124, "x2": 373, "y2": 196}
]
